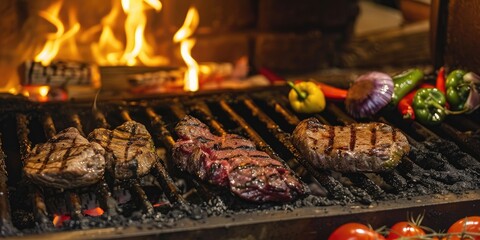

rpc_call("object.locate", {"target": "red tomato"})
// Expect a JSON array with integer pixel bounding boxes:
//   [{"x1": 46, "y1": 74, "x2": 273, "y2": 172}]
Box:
[
  {"x1": 447, "y1": 216, "x2": 480, "y2": 240},
  {"x1": 386, "y1": 221, "x2": 425, "y2": 240},
  {"x1": 328, "y1": 222, "x2": 385, "y2": 240}
]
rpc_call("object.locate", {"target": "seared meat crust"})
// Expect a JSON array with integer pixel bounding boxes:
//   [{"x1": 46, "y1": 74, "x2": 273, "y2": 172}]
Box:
[
  {"x1": 292, "y1": 118, "x2": 410, "y2": 172},
  {"x1": 24, "y1": 127, "x2": 106, "y2": 189},
  {"x1": 172, "y1": 115, "x2": 307, "y2": 202},
  {"x1": 88, "y1": 121, "x2": 156, "y2": 179}
]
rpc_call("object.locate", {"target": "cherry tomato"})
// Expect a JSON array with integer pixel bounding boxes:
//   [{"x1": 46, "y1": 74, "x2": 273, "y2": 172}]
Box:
[
  {"x1": 328, "y1": 222, "x2": 385, "y2": 240},
  {"x1": 386, "y1": 221, "x2": 425, "y2": 239},
  {"x1": 447, "y1": 216, "x2": 480, "y2": 240}
]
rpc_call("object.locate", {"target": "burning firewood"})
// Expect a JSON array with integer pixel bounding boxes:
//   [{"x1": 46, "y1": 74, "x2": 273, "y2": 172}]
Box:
[{"x1": 19, "y1": 60, "x2": 100, "y2": 87}]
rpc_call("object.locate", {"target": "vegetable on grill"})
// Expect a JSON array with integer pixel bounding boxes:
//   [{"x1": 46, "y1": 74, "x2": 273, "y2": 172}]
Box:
[
  {"x1": 446, "y1": 70, "x2": 480, "y2": 113},
  {"x1": 315, "y1": 82, "x2": 348, "y2": 101},
  {"x1": 446, "y1": 69, "x2": 469, "y2": 111},
  {"x1": 397, "y1": 83, "x2": 434, "y2": 120},
  {"x1": 287, "y1": 81, "x2": 326, "y2": 114},
  {"x1": 345, "y1": 71, "x2": 394, "y2": 118},
  {"x1": 435, "y1": 66, "x2": 446, "y2": 94},
  {"x1": 390, "y1": 68, "x2": 424, "y2": 107},
  {"x1": 412, "y1": 88, "x2": 447, "y2": 125}
]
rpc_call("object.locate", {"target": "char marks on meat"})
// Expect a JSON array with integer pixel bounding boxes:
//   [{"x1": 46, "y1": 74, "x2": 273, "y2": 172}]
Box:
[
  {"x1": 23, "y1": 127, "x2": 106, "y2": 189},
  {"x1": 172, "y1": 115, "x2": 307, "y2": 202},
  {"x1": 292, "y1": 118, "x2": 410, "y2": 173},
  {"x1": 88, "y1": 121, "x2": 157, "y2": 180}
]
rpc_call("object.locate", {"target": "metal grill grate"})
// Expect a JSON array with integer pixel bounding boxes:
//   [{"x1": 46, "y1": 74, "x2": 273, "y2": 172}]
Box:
[{"x1": 0, "y1": 85, "x2": 479, "y2": 239}]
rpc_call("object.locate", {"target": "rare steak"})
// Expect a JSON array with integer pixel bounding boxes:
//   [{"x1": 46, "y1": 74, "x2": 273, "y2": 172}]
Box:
[
  {"x1": 88, "y1": 121, "x2": 157, "y2": 179},
  {"x1": 292, "y1": 117, "x2": 410, "y2": 172},
  {"x1": 23, "y1": 127, "x2": 106, "y2": 189},
  {"x1": 172, "y1": 115, "x2": 307, "y2": 202}
]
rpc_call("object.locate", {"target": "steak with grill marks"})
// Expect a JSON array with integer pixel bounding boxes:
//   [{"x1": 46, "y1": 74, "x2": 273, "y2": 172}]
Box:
[
  {"x1": 23, "y1": 127, "x2": 106, "y2": 189},
  {"x1": 172, "y1": 115, "x2": 308, "y2": 202},
  {"x1": 292, "y1": 117, "x2": 410, "y2": 172},
  {"x1": 88, "y1": 121, "x2": 157, "y2": 180}
]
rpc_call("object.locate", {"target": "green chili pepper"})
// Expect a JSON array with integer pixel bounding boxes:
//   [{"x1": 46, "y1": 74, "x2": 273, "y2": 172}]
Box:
[
  {"x1": 412, "y1": 88, "x2": 446, "y2": 125},
  {"x1": 446, "y1": 69, "x2": 470, "y2": 111},
  {"x1": 390, "y1": 68, "x2": 424, "y2": 107}
]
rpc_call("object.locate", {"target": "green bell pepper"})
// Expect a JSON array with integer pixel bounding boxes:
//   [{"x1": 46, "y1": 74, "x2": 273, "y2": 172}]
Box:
[
  {"x1": 412, "y1": 88, "x2": 447, "y2": 125},
  {"x1": 446, "y1": 69, "x2": 470, "y2": 111}
]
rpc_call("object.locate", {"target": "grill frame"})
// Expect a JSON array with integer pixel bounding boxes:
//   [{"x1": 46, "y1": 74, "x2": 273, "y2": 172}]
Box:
[
  {"x1": 0, "y1": 85, "x2": 479, "y2": 239},
  {"x1": 7, "y1": 191, "x2": 480, "y2": 240}
]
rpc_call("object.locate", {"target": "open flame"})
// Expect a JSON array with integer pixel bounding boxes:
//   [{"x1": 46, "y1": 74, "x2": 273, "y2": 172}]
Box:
[
  {"x1": 173, "y1": 7, "x2": 200, "y2": 92},
  {"x1": 34, "y1": 0, "x2": 80, "y2": 66},
  {"x1": 5, "y1": 1, "x2": 209, "y2": 96},
  {"x1": 33, "y1": 0, "x2": 168, "y2": 67},
  {"x1": 120, "y1": 0, "x2": 166, "y2": 66}
]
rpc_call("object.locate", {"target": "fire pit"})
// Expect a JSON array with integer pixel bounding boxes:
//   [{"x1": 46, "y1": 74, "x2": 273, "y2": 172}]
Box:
[
  {"x1": 1, "y1": 0, "x2": 480, "y2": 239},
  {"x1": 0, "y1": 85, "x2": 479, "y2": 239}
]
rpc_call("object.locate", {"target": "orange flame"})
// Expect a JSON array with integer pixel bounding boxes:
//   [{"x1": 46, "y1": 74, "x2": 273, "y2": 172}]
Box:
[
  {"x1": 34, "y1": 0, "x2": 80, "y2": 66},
  {"x1": 121, "y1": 0, "x2": 167, "y2": 66},
  {"x1": 173, "y1": 7, "x2": 200, "y2": 92}
]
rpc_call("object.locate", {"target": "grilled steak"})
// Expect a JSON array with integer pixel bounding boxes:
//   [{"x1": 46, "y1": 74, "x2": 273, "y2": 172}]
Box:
[
  {"x1": 88, "y1": 121, "x2": 157, "y2": 180},
  {"x1": 23, "y1": 127, "x2": 106, "y2": 189},
  {"x1": 292, "y1": 118, "x2": 410, "y2": 172},
  {"x1": 172, "y1": 115, "x2": 307, "y2": 202}
]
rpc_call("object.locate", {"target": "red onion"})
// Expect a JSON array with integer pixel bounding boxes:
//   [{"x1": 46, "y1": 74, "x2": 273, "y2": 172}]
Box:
[
  {"x1": 463, "y1": 72, "x2": 480, "y2": 113},
  {"x1": 345, "y1": 71, "x2": 394, "y2": 118}
]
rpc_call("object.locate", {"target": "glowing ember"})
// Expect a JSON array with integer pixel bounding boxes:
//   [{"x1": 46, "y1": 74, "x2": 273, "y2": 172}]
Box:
[
  {"x1": 53, "y1": 214, "x2": 71, "y2": 228},
  {"x1": 152, "y1": 202, "x2": 168, "y2": 208},
  {"x1": 173, "y1": 7, "x2": 200, "y2": 92},
  {"x1": 21, "y1": 86, "x2": 51, "y2": 102},
  {"x1": 83, "y1": 207, "x2": 104, "y2": 217},
  {"x1": 52, "y1": 207, "x2": 104, "y2": 228}
]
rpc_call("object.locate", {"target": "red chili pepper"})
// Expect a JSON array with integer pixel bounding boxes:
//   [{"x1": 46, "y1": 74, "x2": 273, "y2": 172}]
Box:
[
  {"x1": 436, "y1": 66, "x2": 446, "y2": 94},
  {"x1": 315, "y1": 82, "x2": 348, "y2": 101},
  {"x1": 294, "y1": 80, "x2": 347, "y2": 101},
  {"x1": 397, "y1": 83, "x2": 434, "y2": 120},
  {"x1": 259, "y1": 67, "x2": 285, "y2": 83}
]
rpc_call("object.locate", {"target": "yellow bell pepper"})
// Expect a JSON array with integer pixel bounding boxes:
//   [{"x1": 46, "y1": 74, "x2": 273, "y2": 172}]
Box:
[{"x1": 287, "y1": 81, "x2": 326, "y2": 114}]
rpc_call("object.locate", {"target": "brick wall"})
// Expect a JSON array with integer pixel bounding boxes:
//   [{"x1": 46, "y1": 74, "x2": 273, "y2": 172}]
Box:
[{"x1": 184, "y1": 0, "x2": 360, "y2": 74}]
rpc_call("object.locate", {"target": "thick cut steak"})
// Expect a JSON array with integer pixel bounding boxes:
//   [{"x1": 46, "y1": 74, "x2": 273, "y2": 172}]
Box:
[
  {"x1": 172, "y1": 115, "x2": 307, "y2": 202},
  {"x1": 24, "y1": 127, "x2": 106, "y2": 189},
  {"x1": 88, "y1": 121, "x2": 157, "y2": 179},
  {"x1": 292, "y1": 118, "x2": 410, "y2": 172}
]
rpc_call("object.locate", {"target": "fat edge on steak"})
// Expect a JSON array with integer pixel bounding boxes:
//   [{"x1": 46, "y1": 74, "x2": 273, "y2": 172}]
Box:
[{"x1": 292, "y1": 117, "x2": 410, "y2": 172}]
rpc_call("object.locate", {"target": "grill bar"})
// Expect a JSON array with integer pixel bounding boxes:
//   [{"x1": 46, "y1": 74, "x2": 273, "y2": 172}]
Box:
[
  {"x1": 65, "y1": 191, "x2": 85, "y2": 222},
  {"x1": 118, "y1": 109, "x2": 155, "y2": 215},
  {"x1": 438, "y1": 123, "x2": 480, "y2": 159},
  {"x1": 129, "y1": 180, "x2": 155, "y2": 215},
  {"x1": 132, "y1": 107, "x2": 190, "y2": 209},
  {"x1": 15, "y1": 114, "x2": 53, "y2": 230},
  {"x1": 0, "y1": 85, "x2": 479, "y2": 239},
  {"x1": 314, "y1": 107, "x2": 384, "y2": 203},
  {"x1": 267, "y1": 93, "x2": 302, "y2": 125},
  {"x1": 240, "y1": 97, "x2": 356, "y2": 201},
  {"x1": 164, "y1": 104, "x2": 228, "y2": 202},
  {"x1": 41, "y1": 113, "x2": 85, "y2": 223},
  {"x1": 0, "y1": 134, "x2": 17, "y2": 235},
  {"x1": 70, "y1": 111, "x2": 120, "y2": 217},
  {"x1": 218, "y1": 100, "x2": 277, "y2": 157}
]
